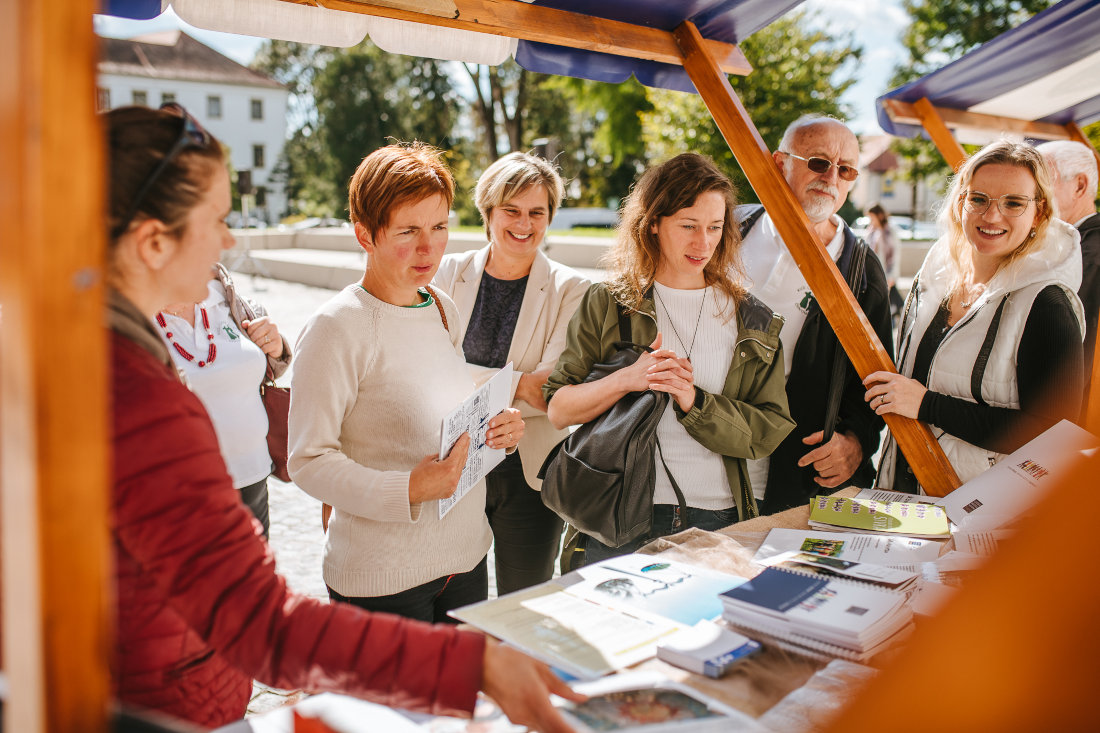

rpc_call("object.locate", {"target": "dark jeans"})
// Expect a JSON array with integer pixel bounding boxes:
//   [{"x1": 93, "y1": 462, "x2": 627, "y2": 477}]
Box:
[
  {"x1": 239, "y1": 477, "x2": 270, "y2": 539},
  {"x1": 327, "y1": 556, "x2": 488, "y2": 624},
  {"x1": 486, "y1": 451, "x2": 564, "y2": 595},
  {"x1": 572, "y1": 504, "x2": 739, "y2": 570}
]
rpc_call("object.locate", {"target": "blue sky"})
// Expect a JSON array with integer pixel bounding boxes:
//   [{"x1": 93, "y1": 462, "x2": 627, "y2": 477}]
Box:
[{"x1": 94, "y1": 0, "x2": 908, "y2": 135}]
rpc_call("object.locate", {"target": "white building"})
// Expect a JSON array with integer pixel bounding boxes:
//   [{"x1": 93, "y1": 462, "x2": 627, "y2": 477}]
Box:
[
  {"x1": 851, "y1": 135, "x2": 948, "y2": 223},
  {"x1": 97, "y1": 30, "x2": 289, "y2": 224}
]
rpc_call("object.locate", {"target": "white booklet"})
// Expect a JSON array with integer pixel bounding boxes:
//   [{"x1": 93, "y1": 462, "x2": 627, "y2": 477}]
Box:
[
  {"x1": 753, "y1": 528, "x2": 942, "y2": 568},
  {"x1": 952, "y1": 529, "x2": 1015, "y2": 557},
  {"x1": 938, "y1": 419, "x2": 1097, "y2": 531},
  {"x1": 437, "y1": 363, "x2": 513, "y2": 519}
]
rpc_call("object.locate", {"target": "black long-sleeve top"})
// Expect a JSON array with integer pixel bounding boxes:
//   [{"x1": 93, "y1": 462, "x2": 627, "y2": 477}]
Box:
[{"x1": 893, "y1": 285, "x2": 1084, "y2": 493}]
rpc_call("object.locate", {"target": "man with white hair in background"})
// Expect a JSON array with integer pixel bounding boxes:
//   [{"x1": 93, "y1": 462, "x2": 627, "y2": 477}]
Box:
[
  {"x1": 1038, "y1": 140, "x2": 1099, "y2": 417},
  {"x1": 737, "y1": 115, "x2": 892, "y2": 512}
]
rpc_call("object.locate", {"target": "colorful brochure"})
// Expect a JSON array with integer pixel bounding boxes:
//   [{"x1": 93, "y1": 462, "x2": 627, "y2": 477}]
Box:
[{"x1": 808, "y1": 495, "x2": 951, "y2": 538}]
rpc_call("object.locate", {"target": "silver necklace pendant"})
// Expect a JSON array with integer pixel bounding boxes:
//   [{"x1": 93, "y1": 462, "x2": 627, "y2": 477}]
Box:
[{"x1": 655, "y1": 286, "x2": 708, "y2": 361}]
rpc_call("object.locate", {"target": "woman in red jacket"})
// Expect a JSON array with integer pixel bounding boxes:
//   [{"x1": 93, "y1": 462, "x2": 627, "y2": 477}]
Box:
[{"x1": 104, "y1": 103, "x2": 579, "y2": 730}]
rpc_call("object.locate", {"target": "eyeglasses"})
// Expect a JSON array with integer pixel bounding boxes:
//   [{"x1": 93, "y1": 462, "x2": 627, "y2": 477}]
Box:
[
  {"x1": 780, "y1": 151, "x2": 859, "y2": 182},
  {"x1": 111, "y1": 102, "x2": 212, "y2": 238},
  {"x1": 960, "y1": 190, "x2": 1035, "y2": 218}
]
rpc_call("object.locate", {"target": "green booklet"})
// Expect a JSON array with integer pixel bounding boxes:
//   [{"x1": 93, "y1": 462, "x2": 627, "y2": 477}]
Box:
[{"x1": 808, "y1": 496, "x2": 951, "y2": 538}]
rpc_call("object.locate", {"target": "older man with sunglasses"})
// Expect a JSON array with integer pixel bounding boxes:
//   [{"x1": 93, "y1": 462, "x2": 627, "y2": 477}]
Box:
[{"x1": 736, "y1": 115, "x2": 893, "y2": 514}]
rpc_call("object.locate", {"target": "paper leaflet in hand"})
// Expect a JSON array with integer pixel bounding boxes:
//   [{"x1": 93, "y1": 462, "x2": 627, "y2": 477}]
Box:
[{"x1": 438, "y1": 363, "x2": 513, "y2": 518}]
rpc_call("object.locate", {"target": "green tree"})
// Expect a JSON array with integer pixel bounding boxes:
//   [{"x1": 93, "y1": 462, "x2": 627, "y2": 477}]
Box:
[
  {"x1": 894, "y1": 0, "x2": 1054, "y2": 84},
  {"x1": 457, "y1": 62, "x2": 652, "y2": 212},
  {"x1": 888, "y1": 0, "x2": 1055, "y2": 210},
  {"x1": 642, "y1": 11, "x2": 861, "y2": 203},
  {"x1": 547, "y1": 76, "x2": 652, "y2": 208},
  {"x1": 253, "y1": 39, "x2": 459, "y2": 217}
]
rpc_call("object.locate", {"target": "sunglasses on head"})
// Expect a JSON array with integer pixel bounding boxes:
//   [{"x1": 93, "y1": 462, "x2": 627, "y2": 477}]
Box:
[
  {"x1": 781, "y1": 151, "x2": 859, "y2": 182},
  {"x1": 111, "y1": 102, "x2": 212, "y2": 239}
]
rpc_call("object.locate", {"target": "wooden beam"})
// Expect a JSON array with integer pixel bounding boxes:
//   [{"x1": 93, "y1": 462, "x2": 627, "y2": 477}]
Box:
[
  {"x1": 672, "y1": 21, "x2": 961, "y2": 496},
  {"x1": 882, "y1": 98, "x2": 1072, "y2": 142},
  {"x1": 1, "y1": 0, "x2": 112, "y2": 731},
  {"x1": 913, "y1": 97, "x2": 967, "y2": 171},
  {"x1": 312, "y1": 0, "x2": 754, "y2": 76}
]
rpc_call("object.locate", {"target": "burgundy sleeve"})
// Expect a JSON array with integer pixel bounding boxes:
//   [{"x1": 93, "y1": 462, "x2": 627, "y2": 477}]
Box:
[{"x1": 112, "y1": 376, "x2": 484, "y2": 717}]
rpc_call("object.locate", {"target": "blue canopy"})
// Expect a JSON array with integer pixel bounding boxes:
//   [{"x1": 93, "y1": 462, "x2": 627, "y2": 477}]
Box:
[
  {"x1": 99, "y1": 0, "x2": 804, "y2": 92},
  {"x1": 512, "y1": 0, "x2": 801, "y2": 93},
  {"x1": 876, "y1": 0, "x2": 1100, "y2": 141}
]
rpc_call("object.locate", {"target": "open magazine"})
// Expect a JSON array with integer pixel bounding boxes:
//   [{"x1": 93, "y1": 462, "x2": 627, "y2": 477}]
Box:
[{"x1": 450, "y1": 555, "x2": 747, "y2": 679}]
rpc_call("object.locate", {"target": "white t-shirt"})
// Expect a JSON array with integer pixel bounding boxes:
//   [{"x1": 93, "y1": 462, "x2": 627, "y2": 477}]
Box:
[
  {"x1": 740, "y1": 213, "x2": 845, "y2": 499},
  {"x1": 651, "y1": 283, "x2": 739, "y2": 509},
  {"x1": 158, "y1": 280, "x2": 271, "y2": 489}
]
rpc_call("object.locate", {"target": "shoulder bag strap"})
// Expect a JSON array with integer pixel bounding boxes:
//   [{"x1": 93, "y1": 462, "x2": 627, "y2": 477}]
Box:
[
  {"x1": 616, "y1": 299, "x2": 632, "y2": 342},
  {"x1": 737, "y1": 204, "x2": 766, "y2": 239},
  {"x1": 969, "y1": 294, "x2": 1010, "y2": 407},
  {"x1": 654, "y1": 438, "x2": 689, "y2": 521},
  {"x1": 822, "y1": 239, "x2": 868, "y2": 442},
  {"x1": 423, "y1": 284, "x2": 449, "y2": 334}
]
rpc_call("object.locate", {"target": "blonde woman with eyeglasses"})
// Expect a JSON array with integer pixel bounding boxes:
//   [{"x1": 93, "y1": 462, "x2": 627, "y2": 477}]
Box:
[{"x1": 870, "y1": 140, "x2": 1086, "y2": 492}]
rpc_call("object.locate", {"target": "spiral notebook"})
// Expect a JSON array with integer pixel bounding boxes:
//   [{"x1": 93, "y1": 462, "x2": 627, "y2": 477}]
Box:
[{"x1": 718, "y1": 566, "x2": 913, "y2": 663}]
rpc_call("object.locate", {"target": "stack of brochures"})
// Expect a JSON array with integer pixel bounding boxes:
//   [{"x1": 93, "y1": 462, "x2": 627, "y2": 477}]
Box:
[
  {"x1": 808, "y1": 495, "x2": 952, "y2": 539},
  {"x1": 719, "y1": 566, "x2": 913, "y2": 663},
  {"x1": 759, "y1": 549, "x2": 920, "y2": 593}
]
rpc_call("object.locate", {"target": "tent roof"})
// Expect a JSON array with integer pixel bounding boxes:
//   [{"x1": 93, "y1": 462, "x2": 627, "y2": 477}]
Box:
[
  {"x1": 100, "y1": 0, "x2": 803, "y2": 93},
  {"x1": 876, "y1": 0, "x2": 1100, "y2": 142}
]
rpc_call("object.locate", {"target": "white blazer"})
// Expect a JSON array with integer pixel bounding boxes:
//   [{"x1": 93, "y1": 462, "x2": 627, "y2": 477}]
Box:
[{"x1": 434, "y1": 246, "x2": 591, "y2": 489}]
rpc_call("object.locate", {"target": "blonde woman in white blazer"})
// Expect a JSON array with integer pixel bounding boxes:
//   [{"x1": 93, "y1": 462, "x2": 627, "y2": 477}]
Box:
[{"x1": 434, "y1": 152, "x2": 590, "y2": 594}]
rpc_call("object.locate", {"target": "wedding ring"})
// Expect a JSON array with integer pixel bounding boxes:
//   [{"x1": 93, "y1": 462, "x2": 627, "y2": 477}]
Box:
[{"x1": 264, "y1": 336, "x2": 271, "y2": 344}]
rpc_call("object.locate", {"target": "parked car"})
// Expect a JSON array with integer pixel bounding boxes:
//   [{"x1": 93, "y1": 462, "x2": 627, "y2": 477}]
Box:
[
  {"x1": 287, "y1": 216, "x2": 349, "y2": 230},
  {"x1": 851, "y1": 215, "x2": 938, "y2": 241},
  {"x1": 550, "y1": 207, "x2": 619, "y2": 230},
  {"x1": 227, "y1": 212, "x2": 268, "y2": 229}
]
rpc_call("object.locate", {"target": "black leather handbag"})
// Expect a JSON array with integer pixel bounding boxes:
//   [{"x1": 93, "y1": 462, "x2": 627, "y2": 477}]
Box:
[{"x1": 538, "y1": 302, "x2": 686, "y2": 548}]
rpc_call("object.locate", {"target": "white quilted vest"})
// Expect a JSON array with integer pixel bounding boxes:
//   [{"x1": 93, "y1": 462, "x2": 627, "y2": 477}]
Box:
[{"x1": 879, "y1": 219, "x2": 1084, "y2": 489}]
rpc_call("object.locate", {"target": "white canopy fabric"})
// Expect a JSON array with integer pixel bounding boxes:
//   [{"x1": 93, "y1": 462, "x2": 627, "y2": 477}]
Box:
[{"x1": 101, "y1": 0, "x2": 802, "y2": 91}]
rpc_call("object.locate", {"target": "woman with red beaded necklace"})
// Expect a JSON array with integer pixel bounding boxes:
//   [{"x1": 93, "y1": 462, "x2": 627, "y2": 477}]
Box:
[
  {"x1": 156, "y1": 262, "x2": 291, "y2": 537},
  {"x1": 103, "y1": 104, "x2": 580, "y2": 730}
]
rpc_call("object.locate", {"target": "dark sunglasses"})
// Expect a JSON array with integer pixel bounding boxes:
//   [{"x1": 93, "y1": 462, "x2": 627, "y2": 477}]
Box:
[
  {"x1": 111, "y1": 102, "x2": 212, "y2": 239},
  {"x1": 781, "y1": 151, "x2": 859, "y2": 182}
]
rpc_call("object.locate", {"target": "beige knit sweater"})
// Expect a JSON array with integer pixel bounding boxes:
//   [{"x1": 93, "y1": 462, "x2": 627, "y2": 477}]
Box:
[{"x1": 288, "y1": 285, "x2": 491, "y2": 596}]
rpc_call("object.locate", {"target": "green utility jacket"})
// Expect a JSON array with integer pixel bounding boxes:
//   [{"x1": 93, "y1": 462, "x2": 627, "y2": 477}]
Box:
[{"x1": 544, "y1": 283, "x2": 795, "y2": 521}]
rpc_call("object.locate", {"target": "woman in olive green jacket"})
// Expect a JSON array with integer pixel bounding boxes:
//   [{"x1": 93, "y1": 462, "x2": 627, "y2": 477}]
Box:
[{"x1": 544, "y1": 153, "x2": 794, "y2": 568}]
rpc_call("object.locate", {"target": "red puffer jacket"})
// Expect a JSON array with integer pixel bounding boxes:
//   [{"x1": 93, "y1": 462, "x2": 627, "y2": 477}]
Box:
[{"x1": 110, "y1": 327, "x2": 484, "y2": 728}]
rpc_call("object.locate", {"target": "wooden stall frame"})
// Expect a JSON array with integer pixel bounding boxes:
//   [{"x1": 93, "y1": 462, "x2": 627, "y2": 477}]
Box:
[
  {"x1": 881, "y1": 97, "x2": 1100, "y2": 433},
  {"x1": 0, "y1": 1, "x2": 113, "y2": 732},
  {"x1": 2, "y1": 1, "x2": 973, "y2": 729},
  {"x1": 912, "y1": 97, "x2": 967, "y2": 171}
]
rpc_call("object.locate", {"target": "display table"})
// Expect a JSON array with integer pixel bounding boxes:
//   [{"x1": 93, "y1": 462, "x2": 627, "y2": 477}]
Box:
[{"x1": 220, "y1": 487, "x2": 909, "y2": 732}]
